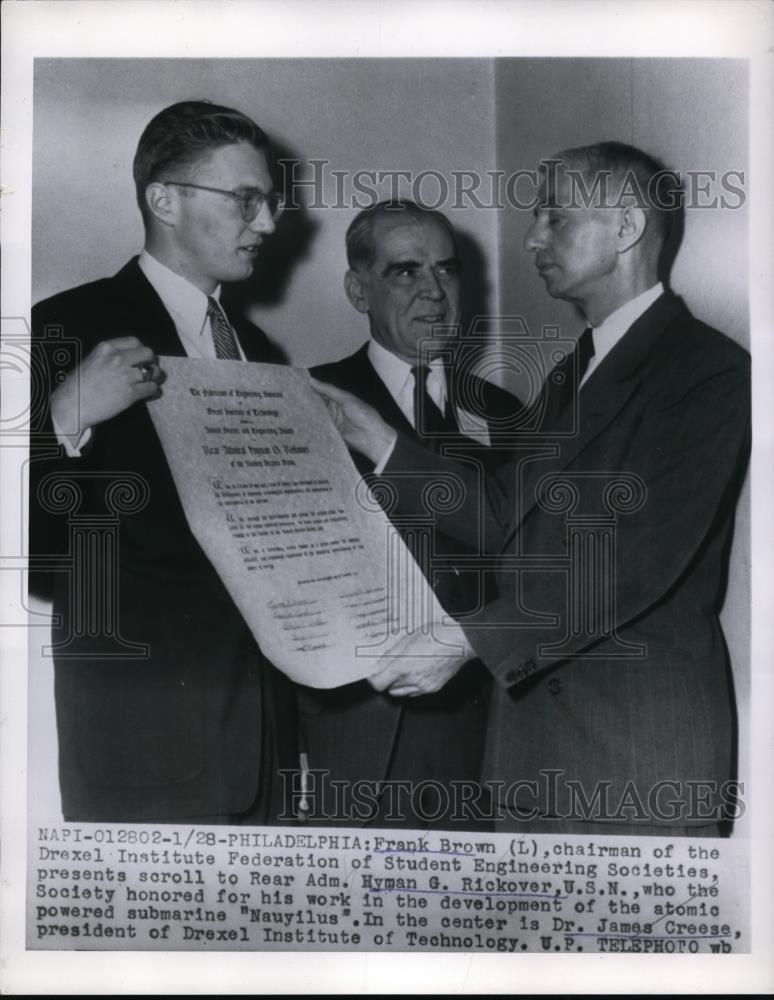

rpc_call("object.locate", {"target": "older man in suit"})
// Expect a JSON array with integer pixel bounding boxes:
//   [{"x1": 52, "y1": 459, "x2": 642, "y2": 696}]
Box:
[
  {"x1": 30, "y1": 100, "x2": 296, "y2": 824},
  {"x1": 301, "y1": 200, "x2": 520, "y2": 828},
  {"x1": 316, "y1": 144, "x2": 750, "y2": 835}
]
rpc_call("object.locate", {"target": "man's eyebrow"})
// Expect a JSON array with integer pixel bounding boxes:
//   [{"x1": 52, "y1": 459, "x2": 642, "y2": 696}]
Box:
[
  {"x1": 381, "y1": 256, "x2": 461, "y2": 277},
  {"x1": 381, "y1": 258, "x2": 421, "y2": 277}
]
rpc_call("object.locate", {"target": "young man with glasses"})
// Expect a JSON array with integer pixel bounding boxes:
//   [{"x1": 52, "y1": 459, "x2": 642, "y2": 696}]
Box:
[{"x1": 30, "y1": 100, "x2": 295, "y2": 825}]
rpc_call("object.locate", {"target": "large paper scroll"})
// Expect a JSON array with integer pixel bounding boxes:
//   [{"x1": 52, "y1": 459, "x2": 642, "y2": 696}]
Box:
[{"x1": 147, "y1": 357, "x2": 458, "y2": 687}]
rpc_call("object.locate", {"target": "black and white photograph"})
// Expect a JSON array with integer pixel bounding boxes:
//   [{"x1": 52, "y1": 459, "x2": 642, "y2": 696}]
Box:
[{"x1": 2, "y1": 0, "x2": 772, "y2": 994}]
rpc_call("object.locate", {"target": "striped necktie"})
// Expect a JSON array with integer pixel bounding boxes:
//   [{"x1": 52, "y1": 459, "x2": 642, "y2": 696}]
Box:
[{"x1": 207, "y1": 296, "x2": 240, "y2": 360}]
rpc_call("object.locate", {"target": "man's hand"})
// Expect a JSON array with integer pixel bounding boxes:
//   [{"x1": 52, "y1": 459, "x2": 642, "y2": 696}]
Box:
[
  {"x1": 50, "y1": 337, "x2": 162, "y2": 446},
  {"x1": 310, "y1": 377, "x2": 398, "y2": 466},
  {"x1": 368, "y1": 622, "x2": 476, "y2": 697}
]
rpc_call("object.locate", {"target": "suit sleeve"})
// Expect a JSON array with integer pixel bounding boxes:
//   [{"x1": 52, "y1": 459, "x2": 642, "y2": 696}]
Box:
[
  {"x1": 385, "y1": 355, "x2": 750, "y2": 689},
  {"x1": 383, "y1": 431, "x2": 516, "y2": 553},
  {"x1": 28, "y1": 299, "x2": 98, "y2": 591}
]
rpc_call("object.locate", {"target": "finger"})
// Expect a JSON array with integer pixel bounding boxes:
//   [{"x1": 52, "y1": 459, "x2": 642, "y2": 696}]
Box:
[
  {"x1": 368, "y1": 662, "x2": 407, "y2": 691},
  {"x1": 101, "y1": 336, "x2": 147, "y2": 352},
  {"x1": 309, "y1": 378, "x2": 357, "y2": 408},
  {"x1": 130, "y1": 361, "x2": 162, "y2": 384},
  {"x1": 371, "y1": 659, "x2": 410, "y2": 682},
  {"x1": 375, "y1": 633, "x2": 414, "y2": 658},
  {"x1": 319, "y1": 397, "x2": 341, "y2": 425},
  {"x1": 307, "y1": 383, "x2": 339, "y2": 418},
  {"x1": 133, "y1": 378, "x2": 163, "y2": 401},
  {"x1": 309, "y1": 376, "x2": 341, "y2": 398},
  {"x1": 388, "y1": 686, "x2": 422, "y2": 698},
  {"x1": 121, "y1": 345, "x2": 157, "y2": 368}
]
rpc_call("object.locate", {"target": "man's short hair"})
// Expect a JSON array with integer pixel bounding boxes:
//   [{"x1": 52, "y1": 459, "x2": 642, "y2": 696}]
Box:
[
  {"x1": 345, "y1": 200, "x2": 457, "y2": 271},
  {"x1": 551, "y1": 141, "x2": 678, "y2": 245},
  {"x1": 133, "y1": 100, "x2": 270, "y2": 222}
]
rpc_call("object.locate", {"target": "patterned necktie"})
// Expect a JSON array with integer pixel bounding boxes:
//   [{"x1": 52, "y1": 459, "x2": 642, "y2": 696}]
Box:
[
  {"x1": 411, "y1": 365, "x2": 456, "y2": 444},
  {"x1": 207, "y1": 296, "x2": 240, "y2": 360}
]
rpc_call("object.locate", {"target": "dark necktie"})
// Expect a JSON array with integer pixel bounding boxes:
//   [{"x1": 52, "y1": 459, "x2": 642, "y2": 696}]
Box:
[
  {"x1": 411, "y1": 365, "x2": 456, "y2": 443},
  {"x1": 207, "y1": 296, "x2": 240, "y2": 360},
  {"x1": 549, "y1": 327, "x2": 595, "y2": 419},
  {"x1": 576, "y1": 327, "x2": 596, "y2": 385}
]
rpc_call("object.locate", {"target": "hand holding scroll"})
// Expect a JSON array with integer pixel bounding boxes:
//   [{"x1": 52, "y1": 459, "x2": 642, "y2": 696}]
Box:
[
  {"x1": 368, "y1": 619, "x2": 476, "y2": 697},
  {"x1": 51, "y1": 336, "x2": 161, "y2": 446},
  {"x1": 311, "y1": 377, "x2": 398, "y2": 466}
]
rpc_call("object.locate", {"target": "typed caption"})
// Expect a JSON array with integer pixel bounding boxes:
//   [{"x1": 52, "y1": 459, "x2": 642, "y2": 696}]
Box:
[{"x1": 30, "y1": 824, "x2": 748, "y2": 954}]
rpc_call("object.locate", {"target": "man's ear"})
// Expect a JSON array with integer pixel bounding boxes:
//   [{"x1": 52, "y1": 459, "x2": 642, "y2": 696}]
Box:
[
  {"x1": 144, "y1": 182, "x2": 176, "y2": 228},
  {"x1": 616, "y1": 205, "x2": 647, "y2": 253},
  {"x1": 344, "y1": 270, "x2": 370, "y2": 314}
]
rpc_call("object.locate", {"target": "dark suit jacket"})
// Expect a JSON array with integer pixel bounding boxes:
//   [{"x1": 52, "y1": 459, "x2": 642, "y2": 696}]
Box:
[
  {"x1": 30, "y1": 258, "x2": 295, "y2": 822},
  {"x1": 385, "y1": 293, "x2": 750, "y2": 830},
  {"x1": 299, "y1": 344, "x2": 521, "y2": 819}
]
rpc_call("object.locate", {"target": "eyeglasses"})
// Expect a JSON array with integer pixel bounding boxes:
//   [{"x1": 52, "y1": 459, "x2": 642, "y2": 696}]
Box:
[{"x1": 163, "y1": 181, "x2": 284, "y2": 222}]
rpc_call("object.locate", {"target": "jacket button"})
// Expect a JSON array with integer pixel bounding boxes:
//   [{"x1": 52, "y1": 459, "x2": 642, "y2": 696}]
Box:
[
  {"x1": 547, "y1": 677, "x2": 562, "y2": 695},
  {"x1": 505, "y1": 670, "x2": 517, "y2": 685}
]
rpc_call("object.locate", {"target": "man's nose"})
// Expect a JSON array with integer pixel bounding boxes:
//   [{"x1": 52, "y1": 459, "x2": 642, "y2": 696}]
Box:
[
  {"x1": 419, "y1": 270, "x2": 445, "y2": 300},
  {"x1": 247, "y1": 201, "x2": 276, "y2": 236},
  {"x1": 523, "y1": 219, "x2": 543, "y2": 252}
]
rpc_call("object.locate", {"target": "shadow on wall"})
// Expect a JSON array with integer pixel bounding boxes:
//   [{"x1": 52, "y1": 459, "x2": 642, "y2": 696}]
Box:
[
  {"x1": 658, "y1": 181, "x2": 686, "y2": 289},
  {"x1": 456, "y1": 227, "x2": 492, "y2": 339},
  {"x1": 222, "y1": 140, "x2": 319, "y2": 364}
]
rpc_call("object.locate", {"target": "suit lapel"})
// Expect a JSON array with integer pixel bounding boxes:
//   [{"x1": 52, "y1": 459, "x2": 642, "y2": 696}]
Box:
[
  {"x1": 512, "y1": 292, "x2": 684, "y2": 530},
  {"x1": 545, "y1": 370, "x2": 641, "y2": 475},
  {"x1": 340, "y1": 345, "x2": 417, "y2": 437},
  {"x1": 110, "y1": 258, "x2": 188, "y2": 357},
  {"x1": 367, "y1": 360, "x2": 416, "y2": 437},
  {"x1": 111, "y1": 257, "x2": 277, "y2": 364}
]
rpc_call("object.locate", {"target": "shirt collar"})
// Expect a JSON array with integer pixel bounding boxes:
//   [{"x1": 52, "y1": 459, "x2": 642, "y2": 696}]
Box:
[
  {"x1": 138, "y1": 249, "x2": 222, "y2": 335},
  {"x1": 367, "y1": 339, "x2": 447, "y2": 400},
  {"x1": 590, "y1": 282, "x2": 664, "y2": 363}
]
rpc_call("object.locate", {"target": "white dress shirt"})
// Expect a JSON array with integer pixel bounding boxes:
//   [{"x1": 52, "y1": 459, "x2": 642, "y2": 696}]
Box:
[
  {"x1": 55, "y1": 251, "x2": 246, "y2": 454},
  {"x1": 368, "y1": 339, "x2": 492, "y2": 447},
  {"x1": 580, "y1": 282, "x2": 664, "y2": 389},
  {"x1": 137, "y1": 250, "x2": 246, "y2": 361},
  {"x1": 367, "y1": 339, "x2": 447, "y2": 428}
]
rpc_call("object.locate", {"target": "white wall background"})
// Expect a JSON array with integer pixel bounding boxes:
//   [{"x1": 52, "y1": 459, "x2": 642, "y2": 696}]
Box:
[{"x1": 30, "y1": 57, "x2": 750, "y2": 827}]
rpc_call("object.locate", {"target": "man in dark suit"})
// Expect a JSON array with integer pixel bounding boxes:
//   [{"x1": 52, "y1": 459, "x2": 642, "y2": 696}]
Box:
[
  {"x1": 315, "y1": 144, "x2": 750, "y2": 835},
  {"x1": 302, "y1": 200, "x2": 520, "y2": 827},
  {"x1": 30, "y1": 100, "x2": 296, "y2": 824}
]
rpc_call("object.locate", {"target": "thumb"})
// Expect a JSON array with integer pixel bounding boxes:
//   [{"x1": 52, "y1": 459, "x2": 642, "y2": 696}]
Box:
[{"x1": 309, "y1": 377, "x2": 346, "y2": 402}]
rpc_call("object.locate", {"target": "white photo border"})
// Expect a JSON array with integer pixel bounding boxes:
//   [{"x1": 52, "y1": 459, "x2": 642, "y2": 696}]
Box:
[{"x1": 2, "y1": 0, "x2": 773, "y2": 994}]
